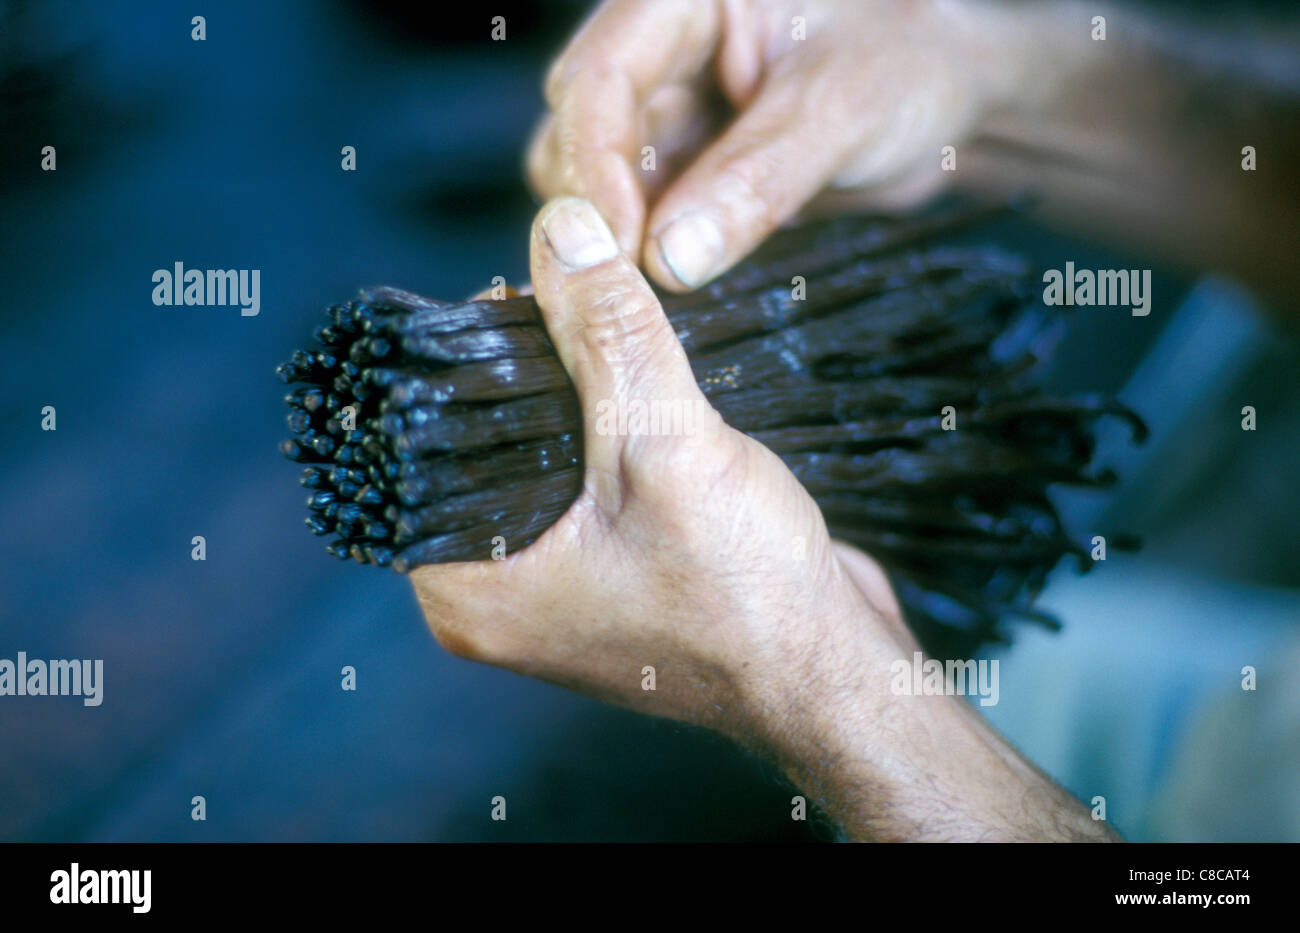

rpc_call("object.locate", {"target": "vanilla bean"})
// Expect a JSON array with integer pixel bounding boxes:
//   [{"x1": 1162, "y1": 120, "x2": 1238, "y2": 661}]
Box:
[{"x1": 278, "y1": 205, "x2": 1143, "y2": 656}]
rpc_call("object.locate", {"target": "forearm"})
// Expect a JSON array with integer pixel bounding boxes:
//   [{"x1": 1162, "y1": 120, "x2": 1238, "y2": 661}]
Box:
[
  {"x1": 749, "y1": 601, "x2": 1118, "y2": 842},
  {"x1": 967, "y1": 1, "x2": 1300, "y2": 311}
]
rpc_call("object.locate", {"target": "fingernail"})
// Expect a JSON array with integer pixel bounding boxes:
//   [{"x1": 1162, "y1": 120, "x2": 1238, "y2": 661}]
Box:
[
  {"x1": 540, "y1": 197, "x2": 621, "y2": 271},
  {"x1": 656, "y1": 211, "x2": 725, "y2": 288}
]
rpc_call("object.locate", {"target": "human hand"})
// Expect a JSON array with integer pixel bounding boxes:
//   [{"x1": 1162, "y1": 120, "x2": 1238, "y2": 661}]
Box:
[
  {"x1": 412, "y1": 194, "x2": 906, "y2": 746},
  {"x1": 410, "y1": 197, "x2": 1116, "y2": 841},
  {"x1": 526, "y1": 0, "x2": 1045, "y2": 291}
]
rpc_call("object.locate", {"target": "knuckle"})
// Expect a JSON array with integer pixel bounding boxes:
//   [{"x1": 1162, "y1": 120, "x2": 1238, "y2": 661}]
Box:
[
  {"x1": 617, "y1": 326, "x2": 689, "y2": 395},
  {"x1": 580, "y1": 283, "x2": 664, "y2": 339},
  {"x1": 524, "y1": 123, "x2": 554, "y2": 190},
  {"x1": 543, "y1": 55, "x2": 572, "y2": 106},
  {"x1": 525, "y1": 149, "x2": 551, "y2": 197},
  {"x1": 712, "y1": 163, "x2": 782, "y2": 231}
]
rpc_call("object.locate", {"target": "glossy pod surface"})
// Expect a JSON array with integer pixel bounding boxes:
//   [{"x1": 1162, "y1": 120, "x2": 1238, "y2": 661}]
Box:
[{"x1": 278, "y1": 207, "x2": 1145, "y2": 656}]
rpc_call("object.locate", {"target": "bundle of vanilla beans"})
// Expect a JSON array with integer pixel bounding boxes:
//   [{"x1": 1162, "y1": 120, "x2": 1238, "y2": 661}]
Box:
[{"x1": 278, "y1": 205, "x2": 1145, "y2": 654}]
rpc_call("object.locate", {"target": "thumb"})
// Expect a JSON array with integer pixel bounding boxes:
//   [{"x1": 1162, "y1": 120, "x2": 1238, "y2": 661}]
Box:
[
  {"x1": 642, "y1": 59, "x2": 870, "y2": 291},
  {"x1": 529, "y1": 196, "x2": 710, "y2": 482}
]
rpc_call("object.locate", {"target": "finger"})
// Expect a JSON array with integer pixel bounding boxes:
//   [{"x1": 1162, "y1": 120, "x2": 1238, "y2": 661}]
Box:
[
  {"x1": 524, "y1": 114, "x2": 559, "y2": 199},
  {"x1": 543, "y1": 0, "x2": 722, "y2": 256},
  {"x1": 530, "y1": 82, "x2": 721, "y2": 205},
  {"x1": 638, "y1": 81, "x2": 727, "y2": 199},
  {"x1": 529, "y1": 196, "x2": 705, "y2": 482},
  {"x1": 643, "y1": 56, "x2": 871, "y2": 291},
  {"x1": 551, "y1": 72, "x2": 644, "y2": 255},
  {"x1": 544, "y1": 0, "x2": 723, "y2": 118},
  {"x1": 713, "y1": 0, "x2": 768, "y2": 107}
]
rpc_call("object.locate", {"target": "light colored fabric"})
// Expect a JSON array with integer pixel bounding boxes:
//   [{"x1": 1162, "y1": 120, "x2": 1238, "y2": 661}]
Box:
[{"x1": 979, "y1": 561, "x2": 1299, "y2": 841}]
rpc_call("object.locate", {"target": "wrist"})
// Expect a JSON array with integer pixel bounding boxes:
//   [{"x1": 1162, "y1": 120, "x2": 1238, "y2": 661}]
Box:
[
  {"x1": 748, "y1": 605, "x2": 1115, "y2": 841},
  {"x1": 730, "y1": 588, "x2": 902, "y2": 802}
]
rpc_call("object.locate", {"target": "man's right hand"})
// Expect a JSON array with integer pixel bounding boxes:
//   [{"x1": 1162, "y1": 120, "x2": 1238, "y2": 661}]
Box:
[{"x1": 525, "y1": 0, "x2": 1046, "y2": 291}]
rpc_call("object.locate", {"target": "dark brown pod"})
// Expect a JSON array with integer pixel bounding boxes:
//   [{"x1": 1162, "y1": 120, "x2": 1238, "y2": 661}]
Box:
[{"x1": 278, "y1": 204, "x2": 1144, "y2": 657}]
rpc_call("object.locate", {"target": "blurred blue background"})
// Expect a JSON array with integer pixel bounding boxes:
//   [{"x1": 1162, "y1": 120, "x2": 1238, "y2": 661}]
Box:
[{"x1": 1, "y1": 0, "x2": 1296, "y2": 841}]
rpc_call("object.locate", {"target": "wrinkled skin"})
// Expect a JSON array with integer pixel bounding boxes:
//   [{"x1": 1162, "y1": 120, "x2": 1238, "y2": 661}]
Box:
[
  {"x1": 410, "y1": 0, "x2": 1300, "y2": 840},
  {"x1": 526, "y1": 0, "x2": 1045, "y2": 289},
  {"x1": 527, "y1": 0, "x2": 1300, "y2": 306},
  {"x1": 413, "y1": 197, "x2": 1115, "y2": 841}
]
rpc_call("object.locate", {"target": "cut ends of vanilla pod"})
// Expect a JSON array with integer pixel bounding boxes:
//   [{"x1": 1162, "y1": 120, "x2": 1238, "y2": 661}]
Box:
[{"x1": 278, "y1": 204, "x2": 1147, "y2": 656}]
